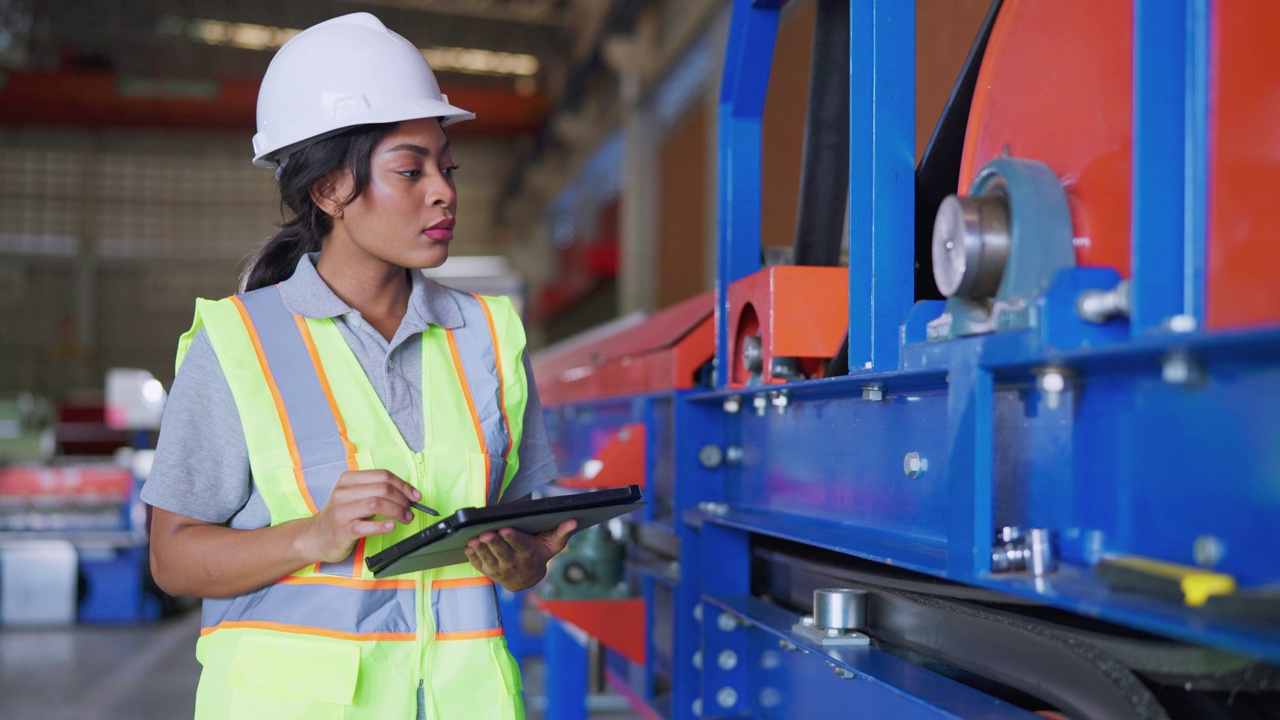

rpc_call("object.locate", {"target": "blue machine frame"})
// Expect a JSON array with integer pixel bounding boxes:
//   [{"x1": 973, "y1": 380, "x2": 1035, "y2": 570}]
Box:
[{"x1": 540, "y1": 0, "x2": 1280, "y2": 717}]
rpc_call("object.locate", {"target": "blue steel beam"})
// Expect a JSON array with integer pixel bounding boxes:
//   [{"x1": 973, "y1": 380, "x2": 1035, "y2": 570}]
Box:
[
  {"x1": 848, "y1": 0, "x2": 915, "y2": 373},
  {"x1": 716, "y1": 0, "x2": 780, "y2": 388},
  {"x1": 1131, "y1": 0, "x2": 1210, "y2": 333}
]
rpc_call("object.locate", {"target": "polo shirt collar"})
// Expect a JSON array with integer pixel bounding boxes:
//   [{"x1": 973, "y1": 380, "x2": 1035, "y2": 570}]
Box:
[{"x1": 277, "y1": 253, "x2": 464, "y2": 330}]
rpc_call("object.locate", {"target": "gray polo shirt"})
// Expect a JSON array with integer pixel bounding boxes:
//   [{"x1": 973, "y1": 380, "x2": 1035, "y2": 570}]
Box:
[{"x1": 141, "y1": 254, "x2": 558, "y2": 530}]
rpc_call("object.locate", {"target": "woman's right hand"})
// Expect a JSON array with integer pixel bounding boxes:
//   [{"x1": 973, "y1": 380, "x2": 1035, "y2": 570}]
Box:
[{"x1": 299, "y1": 469, "x2": 421, "y2": 563}]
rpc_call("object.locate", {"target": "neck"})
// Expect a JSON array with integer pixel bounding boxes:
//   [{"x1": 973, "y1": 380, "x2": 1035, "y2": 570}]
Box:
[{"x1": 314, "y1": 240, "x2": 410, "y2": 343}]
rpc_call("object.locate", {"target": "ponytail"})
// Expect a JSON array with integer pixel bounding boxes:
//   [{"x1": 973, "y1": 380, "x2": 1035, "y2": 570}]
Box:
[{"x1": 241, "y1": 123, "x2": 398, "y2": 292}]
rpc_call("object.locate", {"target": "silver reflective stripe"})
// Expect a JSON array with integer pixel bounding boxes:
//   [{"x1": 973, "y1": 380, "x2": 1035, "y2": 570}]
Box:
[
  {"x1": 449, "y1": 291, "x2": 511, "y2": 505},
  {"x1": 202, "y1": 581, "x2": 416, "y2": 636},
  {"x1": 238, "y1": 286, "x2": 357, "y2": 577},
  {"x1": 238, "y1": 285, "x2": 349, "y2": 505},
  {"x1": 432, "y1": 583, "x2": 502, "y2": 637}
]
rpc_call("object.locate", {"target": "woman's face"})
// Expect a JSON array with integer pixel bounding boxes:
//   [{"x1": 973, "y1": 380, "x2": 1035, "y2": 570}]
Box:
[{"x1": 329, "y1": 118, "x2": 458, "y2": 271}]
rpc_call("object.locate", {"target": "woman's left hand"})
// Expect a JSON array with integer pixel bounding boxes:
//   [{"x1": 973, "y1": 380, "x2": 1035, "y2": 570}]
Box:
[{"x1": 465, "y1": 519, "x2": 577, "y2": 592}]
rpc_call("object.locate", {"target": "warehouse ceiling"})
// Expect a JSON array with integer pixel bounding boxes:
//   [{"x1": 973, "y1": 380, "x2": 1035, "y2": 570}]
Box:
[{"x1": 0, "y1": 0, "x2": 638, "y2": 137}]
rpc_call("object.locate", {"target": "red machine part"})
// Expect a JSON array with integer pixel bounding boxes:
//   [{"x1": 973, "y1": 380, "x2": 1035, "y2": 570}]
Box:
[
  {"x1": 556, "y1": 423, "x2": 646, "y2": 491},
  {"x1": 0, "y1": 466, "x2": 133, "y2": 504},
  {"x1": 963, "y1": 0, "x2": 1280, "y2": 330},
  {"x1": 1208, "y1": 0, "x2": 1280, "y2": 329},
  {"x1": 727, "y1": 266, "x2": 849, "y2": 389},
  {"x1": 531, "y1": 597, "x2": 646, "y2": 665},
  {"x1": 959, "y1": 0, "x2": 1133, "y2": 279},
  {"x1": 532, "y1": 292, "x2": 714, "y2": 406}
]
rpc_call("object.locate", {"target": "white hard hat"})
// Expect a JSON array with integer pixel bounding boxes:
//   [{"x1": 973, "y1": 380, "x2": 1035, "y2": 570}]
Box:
[{"x1": 251, "y1": 12, "x2": 475, "y2": 168}]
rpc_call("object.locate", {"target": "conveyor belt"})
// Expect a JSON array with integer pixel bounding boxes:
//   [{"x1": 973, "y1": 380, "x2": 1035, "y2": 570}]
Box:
[{"x1": 753, "y1": 541, "x2": 1280, "y2": 719}]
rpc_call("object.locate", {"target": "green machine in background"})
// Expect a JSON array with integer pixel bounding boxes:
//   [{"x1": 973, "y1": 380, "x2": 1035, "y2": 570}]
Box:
[
  {"x1": 0, "y1": 393, "x2": 56, "y2": 465},
  {"x1": 539, "y1": 524, "x2": 629, "y2": 600}
]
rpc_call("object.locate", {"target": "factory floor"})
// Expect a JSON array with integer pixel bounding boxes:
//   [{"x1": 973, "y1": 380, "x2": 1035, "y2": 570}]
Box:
[{"x1": 0, "y1": 608, "x2": 644, "y2": 720}]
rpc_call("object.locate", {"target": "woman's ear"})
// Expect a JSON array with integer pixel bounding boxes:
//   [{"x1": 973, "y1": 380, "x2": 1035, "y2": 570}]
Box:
[{"x1": 311, "y1": 171, "x2": 352, "y2": 218}]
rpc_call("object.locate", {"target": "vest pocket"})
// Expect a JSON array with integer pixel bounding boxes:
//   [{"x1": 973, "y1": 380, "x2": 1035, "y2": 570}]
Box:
[{"x1": 228, "y1": 634, "x2": 359, "y2": 719}]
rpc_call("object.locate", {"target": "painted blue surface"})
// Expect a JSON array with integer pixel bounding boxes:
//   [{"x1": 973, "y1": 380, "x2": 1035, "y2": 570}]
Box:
[
  {"x1": 716, "y1": 0, "x2": 780, "y2": 386},
  {"x1": 1132, "y1": 0, "x2": 1210, "y2": 331},
  {"x1": 705, "y1": 595, "x2": 1037, "y2": 719},
  {"x1": 535, "y1": 0, "x2": 1280, "y2": 715},
  {"x1": 848, "y1": 0, "x2": 915, "y2": 373},
  {"x1": 543, "y1": 617, "x2": 589, "y2": 720}
]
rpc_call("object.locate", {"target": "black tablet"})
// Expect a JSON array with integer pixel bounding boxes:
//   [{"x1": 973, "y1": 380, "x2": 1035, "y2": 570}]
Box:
[{"x1": 365, "y1": 485, "x2": 645, "y2": 578}]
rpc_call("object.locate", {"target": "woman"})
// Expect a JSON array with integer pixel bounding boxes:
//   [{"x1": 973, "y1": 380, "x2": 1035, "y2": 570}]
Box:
[{"x1": 143, "y1": 13, "x2": 568, "y2": 719}]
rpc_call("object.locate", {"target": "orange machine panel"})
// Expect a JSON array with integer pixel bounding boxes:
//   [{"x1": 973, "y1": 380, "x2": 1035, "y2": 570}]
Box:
[
  {"x1": 727, "y1": 266, "x2": 849, "y2": 389},
  {"x1": 1207, "y1": 0, "x2": 1280, "y2": 329},
  {"x1": 533, "y1": 292, "x2": 714, "y2": 406},
  {"x1": 960, "y1": 0, "x2": 1132, "y2": 279}
]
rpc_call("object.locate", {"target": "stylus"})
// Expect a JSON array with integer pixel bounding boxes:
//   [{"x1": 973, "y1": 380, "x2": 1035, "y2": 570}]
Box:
[{"x1": 409, "y1": 501, "x2": 440, "y2": 517}]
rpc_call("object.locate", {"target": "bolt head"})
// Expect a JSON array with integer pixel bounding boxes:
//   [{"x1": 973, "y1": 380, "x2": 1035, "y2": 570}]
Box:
[
  {"x1": 903, "y1": 452, "x2": 926, "y2": 478},
  {"x1": 717, "y1": 650, "x2": 739, "y2": 671},
  {"x1": 717, "y1": 612, "x2": 740, "y2": 632},
  {"x1": 1038, "y1": 371, "x2": 1066, "y2": 394},
  {"x1": 862, "y1": 385, "x2": 886, "y2": 402},
  {"x1": 723, "y1": 396, "x2": 741, "y2": 414},
  {"x1": 692, "y1": 650, "x2": 703, "y2": 669},
  {"x1": 716, "y1": 687, "x2": 738, "y2": 709},
  {"x1": 1167, "y1": 314, "x2": 1198, "y2": 334},
  {"x1": 1193, "y1": 534, "x2": 1226, "y2": 568}
]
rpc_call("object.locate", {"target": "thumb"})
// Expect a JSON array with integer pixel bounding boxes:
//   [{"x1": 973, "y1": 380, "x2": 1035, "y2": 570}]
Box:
[{"x1": 542, "y1": 519, "x2": 578, "y2": 554}]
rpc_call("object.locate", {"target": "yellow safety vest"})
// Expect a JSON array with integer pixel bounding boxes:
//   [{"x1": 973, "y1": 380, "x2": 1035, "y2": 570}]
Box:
[{"x1": 178, "y1": 283, "x2": 529, "y2": 720}]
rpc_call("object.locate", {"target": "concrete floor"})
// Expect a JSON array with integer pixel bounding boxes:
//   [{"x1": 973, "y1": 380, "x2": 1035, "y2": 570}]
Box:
[{"x1": 0, "y1": 608, "x2": 642, "y2": 720}]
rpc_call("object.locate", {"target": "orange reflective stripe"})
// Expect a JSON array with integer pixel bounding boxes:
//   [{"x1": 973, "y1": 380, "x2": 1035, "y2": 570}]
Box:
[
  {"x1": 278, "y1": 575, "x2": 415, "y2": 590},
  {"x1": 200, "y1": 620, "x2": 416, "y2": 643},
  {"x1": 435, "y1": 628, "x2": 503, "y2": 641},
  {"x1": 473, "y1": 294, "x2": 515, "y2": 499},
  {"x1": 230, "y1": 294, "x2": 317, "y2": 514},
  {"x1": 446, "y1": 328, "x2": 491, "y2": 500},
  {"x1": 432, "y1": 576, "x2": 494, "y2": 589},
  {"x1": 293, "y1": 316, "x2": 359, "y2": 467}
]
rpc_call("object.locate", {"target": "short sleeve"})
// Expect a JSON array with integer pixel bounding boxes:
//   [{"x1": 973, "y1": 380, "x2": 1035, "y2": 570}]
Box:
[
  {"x1": 500, "y1": 353, "x2": 559, "y2": 502},
  {"x1": 141, "y1": 327, "x2": 253, "y2": 524}
]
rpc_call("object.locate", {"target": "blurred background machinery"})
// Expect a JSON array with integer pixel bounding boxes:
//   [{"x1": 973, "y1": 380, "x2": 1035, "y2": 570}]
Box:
[{"x1": 530, "y1": 1, "x2": 1280, "y2": 719}]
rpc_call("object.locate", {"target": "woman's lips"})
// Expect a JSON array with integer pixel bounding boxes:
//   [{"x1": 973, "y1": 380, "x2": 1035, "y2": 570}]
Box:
[{"x1": 424, "y1": 228, "x2": 453, "y2": 241}]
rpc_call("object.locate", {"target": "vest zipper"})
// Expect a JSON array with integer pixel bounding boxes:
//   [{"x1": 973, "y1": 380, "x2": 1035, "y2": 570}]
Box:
[{"x1": 414, "y1": 450, "x2": 431, "y2": 719}]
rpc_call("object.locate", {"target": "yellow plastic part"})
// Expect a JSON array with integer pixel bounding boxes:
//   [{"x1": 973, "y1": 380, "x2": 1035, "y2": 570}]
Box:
[{"x1": 1105, "y1": 556, "x2": 1237, "y2": 607}]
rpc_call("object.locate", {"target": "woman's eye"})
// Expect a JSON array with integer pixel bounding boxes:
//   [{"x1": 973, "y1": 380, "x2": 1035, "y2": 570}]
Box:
[
  {"x1": 441, "y1": 164, "x2": 461, "y2": 178},
  {"x1": 399, "y1": 169, "x2": 422, "y2": 179}
]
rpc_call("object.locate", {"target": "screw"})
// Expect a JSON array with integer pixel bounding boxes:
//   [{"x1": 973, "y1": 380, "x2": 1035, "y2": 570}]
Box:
[
  {"x1": 862, "y1": 385, "x2": 886, "y2": 402},
  {"x1": 692, "y1": 698, "x2": 702, "y2": 717},
  {"x1": 1162, "y1": 350, "x2": 1202, "y2": 386},
  {"x1": 723, "y1": 395, "x2": 741, "y2": 414},
  {"x1": 1036, "y1": 368, "x2": 1069, "y2": 410},
  {"x1": 753, "y1": 394, "x2": 768, "y2": 416},
  {"x1": 771, "y1": 390, "x2": 789, "y2": 414},
  {"x1": 836, "y1": 667, "x2": 855, "y2": 679},
  {"x1": 778, "y1": 639, "x2": 798, "y2": 652},
  {"x1": 1193, "y1": 534, "x2": 1226, "y2": 568},
  {"x1": 1167, "y1": 314, "x2": 1198, "y2": 334},
  {"x1": 692, "y1": 650, "x2": 702, "y2": 669},
  {"x1": 903, "y1": 452, "x2": 928, "y2": 478},
  {"x1": 698, "y1": 444, "x2": 724, "y2": 469},
  {"x1": 717, "y1": 650, "x2": 738, "y2": 671},
  {"x1": 717, "y1": 613, "x2": 740, "y2": 632},
  {"x1": 693, "y1": 603, "x2": 703, "y2": 622},
  {"x1": 716, "y1": 687, "x2": 738, "y2": 709},
  {"x1": 725, "y1": 446, "x2": 744, "y2": 465},
  {"x1": 759, "y1": 688, "x2": 782, "y2": 708},
  {"x1": 760, "y1": 650, "x2": 782, "y2": 669}
]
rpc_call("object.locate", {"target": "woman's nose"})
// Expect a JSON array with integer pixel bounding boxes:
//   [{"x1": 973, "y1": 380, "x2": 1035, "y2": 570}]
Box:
[{"x1": 425, "y1": 175, "x2": 455, "y2": 207}]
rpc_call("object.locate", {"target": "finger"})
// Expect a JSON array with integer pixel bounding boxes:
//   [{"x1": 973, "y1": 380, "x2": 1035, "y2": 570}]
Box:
[
  {"x1": 336, "y1": 495, "x2": 414, "y2": 525},
  {"x1": 538, "y1": 519, "x2": 578, "y2": 554},
  {"x1": 483, "y1": 536, "x2": 518, "y2": 563},
  {"x1": 350, "y1": 519, "x2": 398, "y2": 538},
  {"x1": 339, "y1": 470, "x2": 423, "y2": 502},
  {"x1": 496, "y1": 528, "x2": 535, "y2": 556},
  {"x1": 472, "y1": 541, "x2": 501, "y2": 568}
]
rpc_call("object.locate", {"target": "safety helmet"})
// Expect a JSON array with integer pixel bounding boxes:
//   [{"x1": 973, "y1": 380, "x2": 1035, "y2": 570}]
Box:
[{"x1": 251, "y1": 12, "x2": 475, "y2": 168}]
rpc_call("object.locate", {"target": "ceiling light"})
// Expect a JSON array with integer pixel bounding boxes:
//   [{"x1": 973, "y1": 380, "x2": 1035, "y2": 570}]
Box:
[{"x1": 160, "y1": 16, "x2": 538, "y2": 77}]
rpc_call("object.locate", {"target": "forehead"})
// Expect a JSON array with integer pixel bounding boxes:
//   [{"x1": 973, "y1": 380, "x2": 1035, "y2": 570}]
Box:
[{"x1": 376, "y1": 118, "x2": 450, "y2": 154}]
